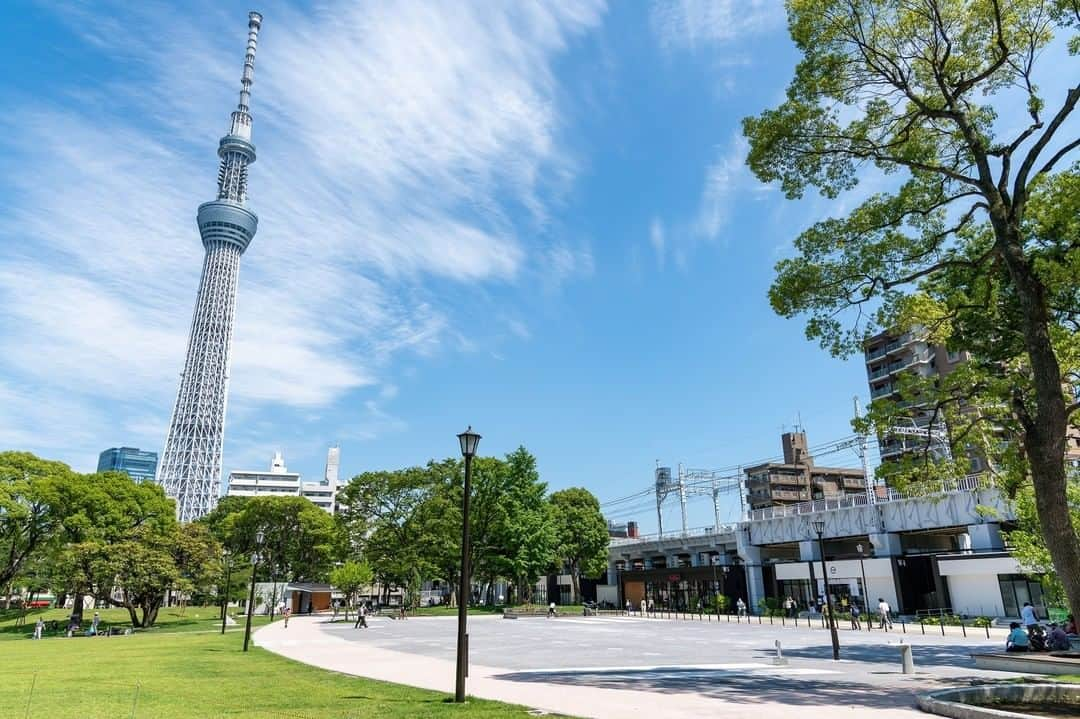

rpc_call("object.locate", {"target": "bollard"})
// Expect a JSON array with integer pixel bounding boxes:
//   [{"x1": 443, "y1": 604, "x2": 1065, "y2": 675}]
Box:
[
  {"x1": 961, "y1": 621, "x2": 966, "y2": 638},
  {"x1": 901, "y1": 619, "x2": 906, "y2": 634},
  {"x1": 773, "y1": 639, "x2": 789, "y2": 666},
  {"x1": 985, "y1": 623, "x2": 990, "y2": 639},
  {"x1": 782, "y1": 615, "x2": 785, "y2": 627},
  {"x1": 920, "y1": 618, "x2": 925, "y2": 635},
  {"x1": 758, "y1": 614, "x2": 762, "y2": 625},
  {"x1": 898, "y1": 641, "x2": 914, "y2": 675},
  {"x1": 940, "y1": 621, "x2": 945, "y2": 637}
]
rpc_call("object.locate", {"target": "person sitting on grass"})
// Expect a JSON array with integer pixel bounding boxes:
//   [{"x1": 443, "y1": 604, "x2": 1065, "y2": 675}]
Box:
[
  {"x1": 1048, "y1": 623, "x2": 1071, "y2": 651},
  {"x1": 1006, "y1": 622, "x2": 1030, "y2": 652}
]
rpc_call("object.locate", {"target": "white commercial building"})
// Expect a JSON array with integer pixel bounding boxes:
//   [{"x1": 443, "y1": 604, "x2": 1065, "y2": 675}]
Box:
[{"x1": 226, "y1": 447, "x2": 340, "y2": 513}]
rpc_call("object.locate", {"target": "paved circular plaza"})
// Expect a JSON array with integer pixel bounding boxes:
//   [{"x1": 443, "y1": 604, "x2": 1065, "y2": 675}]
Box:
[{"x1": 255, "y1": 613, "x2": 1023, "y2": 718}]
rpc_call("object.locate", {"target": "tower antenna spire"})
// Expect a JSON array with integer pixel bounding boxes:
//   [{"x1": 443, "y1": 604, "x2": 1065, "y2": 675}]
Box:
[{"x1": 158, "y1": 11, "x2": 265, "y2": 522}]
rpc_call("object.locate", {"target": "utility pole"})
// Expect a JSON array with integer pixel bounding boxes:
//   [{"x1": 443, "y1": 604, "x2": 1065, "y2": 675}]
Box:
[
  {"x1": 677, "y1": 463, "x2": 688, "y2": 535},
  {"x1": 854, "y1": 396, "x2": 873, "y2": 504}
]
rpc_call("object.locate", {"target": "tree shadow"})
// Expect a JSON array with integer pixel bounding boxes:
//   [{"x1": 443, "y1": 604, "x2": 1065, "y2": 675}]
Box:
[{"x1": 769, "y1": 641, "x2": 995, "y2": 669}]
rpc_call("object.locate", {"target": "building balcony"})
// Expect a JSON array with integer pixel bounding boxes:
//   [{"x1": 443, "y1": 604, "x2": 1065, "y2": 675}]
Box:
[{"x1": 871, "y1": 383, "x2": 896, "y2": 399}]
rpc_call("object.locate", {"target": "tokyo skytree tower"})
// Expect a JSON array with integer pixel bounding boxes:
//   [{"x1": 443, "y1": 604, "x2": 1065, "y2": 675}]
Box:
[{"x1": 158, "y1": 12, "x2": 263, "y2": 521}]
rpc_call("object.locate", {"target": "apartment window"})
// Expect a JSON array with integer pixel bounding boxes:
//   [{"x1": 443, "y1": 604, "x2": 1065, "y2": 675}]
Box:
[{"x1": 947, "y1": 350, "x2": 961, "y2": 363}]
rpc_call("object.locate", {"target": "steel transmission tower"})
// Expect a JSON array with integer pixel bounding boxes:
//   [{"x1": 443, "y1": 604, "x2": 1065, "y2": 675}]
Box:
[{"x1": 158, "y1": 12, "x2": 264, "y2": 522}]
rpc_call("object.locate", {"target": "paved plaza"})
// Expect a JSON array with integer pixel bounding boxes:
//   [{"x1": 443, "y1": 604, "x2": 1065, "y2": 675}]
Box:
[{"x1": 255, "y1": 612, "x2": 1027, "y2": 718}]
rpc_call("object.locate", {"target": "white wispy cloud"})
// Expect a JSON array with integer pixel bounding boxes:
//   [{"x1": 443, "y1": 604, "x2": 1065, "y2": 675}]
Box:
[
  {"x1": 0, "y1": 0, "x2": 605, "y2": 468},
  {"x1": 650, "y1": 0, "x2": 785, "y2": 51},
  {"x1": 649, "y1": 217, "x2": 666, "y2": 270},
  {"x1": 695, "y1": 133, "x2": 754, "y2": 242}
]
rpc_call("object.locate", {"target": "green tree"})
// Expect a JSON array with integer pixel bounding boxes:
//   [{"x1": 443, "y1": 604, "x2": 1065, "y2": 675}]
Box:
[
  {"x1": 0, "y1": 452, "x2": 71, "y2": 591},
  {"x1": 329, "y1": 560, "x2": 374, "y2": 620},
  {"x1": 548, "y1": 488, "x2": 608, "y2": 603},
  {"x1": 744, "y1": 0, "x2": 1080, "y2": 617},
  {"x1": 44, "y1": 471, "x2": 175, "y2": 623},
  {"x1": 92, "y1": 525, "x2": 178, "y2": 627},
  {"x1": 230, "y1": 496, "x2": 336, "y2": 616}
]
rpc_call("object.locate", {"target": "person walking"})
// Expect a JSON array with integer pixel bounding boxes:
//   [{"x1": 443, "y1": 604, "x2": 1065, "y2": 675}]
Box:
[
  {"x1": 736, "y1": 598, "x2": 746, "y2": 617},
  {"x1": 625, "y1": 599, "x2": 632, "y2": 616},
  {"x1": 783, "y1": 596, "x2": 794, "y2": 618},
  {"x1": 850, "y1": 603, "x2": 861, "y2": 630},
  {"x1": 1020, "y1": 601, "x2": 1039, "y2": 630},
  {"x1": 283, "y1": 605, "x2": 291, "y2": 628},
  {"x1": 877, "y1": 598, "x2": 893, "y2": 629},
  {"x1": 640, "y1": 598, "x2": 647, "y2": 616},
  {"x1": 547, "y1": 601, "x2": 556, "y2": 618},
  {"x1": 354, "y1": 603, "x2": 368, "y2": 629},
  {"x1": 33, "y1": 617, "x2": 44, "y2": 640}
]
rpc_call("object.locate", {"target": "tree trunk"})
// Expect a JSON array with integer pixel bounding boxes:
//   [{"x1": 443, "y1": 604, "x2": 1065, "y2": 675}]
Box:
[
  {"x1": 570, "y1": 563, "x2": 581, "y2": 605},
  {"x1": 998, "y1": 221, "x2": 1080, "y2": 621},
  {"x1": 127, "y1": 604, "x2": 140, "y2": 627},
  {"x1": 71, "y1": 592, "x2": 85, "y2": 625}
]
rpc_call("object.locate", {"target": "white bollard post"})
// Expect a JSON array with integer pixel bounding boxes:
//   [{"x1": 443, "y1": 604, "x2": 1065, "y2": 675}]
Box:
[
  {"x1": 773, "y1": 639, "x2": 788, "y2": 666},
  {"x1": 899, "y1": 641, "x2": 914, "y2": 674}
]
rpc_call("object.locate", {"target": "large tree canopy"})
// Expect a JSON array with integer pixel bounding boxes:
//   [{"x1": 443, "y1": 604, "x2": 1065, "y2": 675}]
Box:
[
  {"x1": 745, "y1": 0, "x2": 1080, "y2": 616},
  {"x1": 549, "y1": 487, "x2": 609, "y2": 603},
  {"x1": 0, "y1": 452, "x2": 72, "y2": 589}
]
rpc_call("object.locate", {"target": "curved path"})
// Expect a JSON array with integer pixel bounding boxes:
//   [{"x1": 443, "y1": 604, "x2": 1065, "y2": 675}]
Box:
[{"x1": 255, "y1": 613, "x2": 1016, "y2": 718}]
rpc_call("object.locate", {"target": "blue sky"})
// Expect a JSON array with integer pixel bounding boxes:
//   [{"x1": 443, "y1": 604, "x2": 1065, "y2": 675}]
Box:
[{"x1": 0, "y1": 0, "x2": 958, "y2": 532}]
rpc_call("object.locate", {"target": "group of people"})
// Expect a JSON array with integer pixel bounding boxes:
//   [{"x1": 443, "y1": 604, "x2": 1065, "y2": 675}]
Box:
[
  {"x1": 1006, "y1": 602, "x2": 1074, "y2": 653},
  {"x1": 779, "y1": 595, "x2": 894, "y2": 630}
]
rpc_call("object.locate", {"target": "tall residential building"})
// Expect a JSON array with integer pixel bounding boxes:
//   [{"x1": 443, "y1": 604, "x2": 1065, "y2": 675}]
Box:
[
  {"x1": 157, "y1": 13, "x2": 264, "y2": 522},
  {"x1": 744, "y1": 431, "x2": 867, "y2": 510},
  {"x1": 226, "y1": 450, "x2": 338, "y2": 514},
  {"x1": 864, "y1": 328, "x2": 1080, "y2": 470},
  {"x1": 324, "y1": 445, "x2": 341, "y2": 485},
  {"x1": 97, "y1": 447, "x2": 158, "y2": 483},
  {"x1": 863, "y1": 329, "x2": 969, "y2": 466}
]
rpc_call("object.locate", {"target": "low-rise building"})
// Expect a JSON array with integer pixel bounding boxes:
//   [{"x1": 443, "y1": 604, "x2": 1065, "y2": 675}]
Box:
[
  {"x1": 226, "y1": 448, "x2": 339, "y2": 513},
  {"x1": 743, "y1": 431, "x2": 866, "y2": 510}
]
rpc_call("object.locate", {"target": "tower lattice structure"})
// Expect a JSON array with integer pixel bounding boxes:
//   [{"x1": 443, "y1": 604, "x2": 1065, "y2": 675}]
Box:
[{"x1": 158, "y1": 12, "x2": 263, "y2": 521}]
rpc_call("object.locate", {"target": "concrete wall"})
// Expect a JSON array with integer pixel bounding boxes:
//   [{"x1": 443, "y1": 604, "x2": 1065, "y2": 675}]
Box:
[
  {"x1": 597, "y1": 585, "x2": 619, "y2": 606},
  {"x1": 944, "y1": 574, "x2": 1005, "y2": 617},
  {"x1": 937, "y1": 555, "x2": 1020, "y2": 617}
]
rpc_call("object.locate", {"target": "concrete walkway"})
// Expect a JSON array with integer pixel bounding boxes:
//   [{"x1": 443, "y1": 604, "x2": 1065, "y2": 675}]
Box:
[{"x1": 254, "y1": 614, "x2": 1011, "y2": 718}]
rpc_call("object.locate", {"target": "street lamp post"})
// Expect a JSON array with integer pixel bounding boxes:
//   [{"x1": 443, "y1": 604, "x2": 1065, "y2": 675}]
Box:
[
  {"x1": 455, "y1": 426, "x2": 481, "y2": 703},
  {"x1": 243, "y1": 529, "x2": 264, "y2": 653},
  {"x1": 855, "y1": 542, "x2": 871, "y2": 620},
  {"x1": 220, "y1": 550, "x2": 233, "y2": 635},
  {"x1": 812, "y1": 520, "x2": 841, "y2": 660}
]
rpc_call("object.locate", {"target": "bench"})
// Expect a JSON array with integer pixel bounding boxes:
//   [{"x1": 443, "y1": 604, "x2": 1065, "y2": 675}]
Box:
[{"x1": 502, "y1": 608, "x2": 557, "y2": 619}]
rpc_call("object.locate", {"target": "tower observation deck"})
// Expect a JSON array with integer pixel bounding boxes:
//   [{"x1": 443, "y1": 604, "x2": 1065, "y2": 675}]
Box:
[{"x1": 158, "y1": 11, "x2": 263, "y2": 522}]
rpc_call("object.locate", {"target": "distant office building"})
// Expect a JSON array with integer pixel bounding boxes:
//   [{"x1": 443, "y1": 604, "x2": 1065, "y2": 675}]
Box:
[
  {"x1": 226, "y1": 448, "x2": 339, "y2": 514},
  {"x1": 744, "y1": 431, "x2": 866, "y2": 510},
  {"x1": 97, "y1": 447, "x2": 158, "y2": 483}
]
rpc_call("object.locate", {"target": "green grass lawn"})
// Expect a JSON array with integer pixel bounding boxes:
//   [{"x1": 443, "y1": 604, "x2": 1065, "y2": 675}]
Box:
[
  {"x1": 0, "y1": 613, "x2": 550, "y2": 718},
  {"x1": 0, "y1": 605, "x2": 270, "y2": 640}
]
